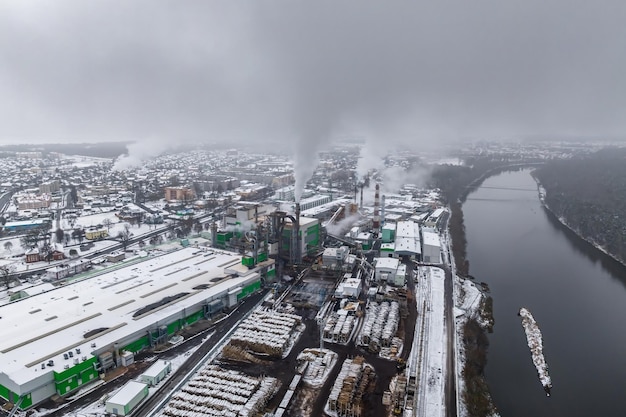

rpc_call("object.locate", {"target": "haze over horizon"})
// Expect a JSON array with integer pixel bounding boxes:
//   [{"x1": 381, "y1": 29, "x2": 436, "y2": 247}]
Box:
[{"x1": 1, "y1": 1, "x2": 625, "y2": 168}]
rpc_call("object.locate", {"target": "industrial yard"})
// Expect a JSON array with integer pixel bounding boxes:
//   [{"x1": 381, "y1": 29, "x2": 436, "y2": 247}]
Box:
[{"x1": 0, "y1": 145, "x2": 461, "y2": 417}]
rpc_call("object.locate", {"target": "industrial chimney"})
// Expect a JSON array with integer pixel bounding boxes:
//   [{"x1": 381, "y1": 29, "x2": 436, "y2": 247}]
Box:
[
  {"x1": 373, "y1": 183, "x2": 380, "y2": 233},
  {"x1": 210, "y1": 222, "x2": 218, "y2": 247},
  {"x1": 292, "y1": 203, "x2": 302, "y2": 264}
]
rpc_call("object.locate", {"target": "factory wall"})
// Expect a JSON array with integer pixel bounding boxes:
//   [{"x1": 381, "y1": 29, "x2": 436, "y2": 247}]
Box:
[{"x1": 53, "y1": 357, "x2": 99, "y2": 396}]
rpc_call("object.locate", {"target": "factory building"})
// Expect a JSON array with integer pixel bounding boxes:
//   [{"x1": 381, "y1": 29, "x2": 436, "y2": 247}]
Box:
[
  {"x1": 139, "y1": 359, "x2": 171, "y2": 387},
  {"x1": 296, "y1": 195, "x2": 332, "y2": 211},
  {"x1": 424, "y1": 208, "x2": 446, "y2": 229},
  {"x1": 422, "y1": 231, "x2": 442, "y2": 263},
  {"x1": 373, "y1": 257, "x2": 401, "y2": 284},
  {"x1": 394, "y1": 221, "x2": 421, "y2": 261},
  {"x1": 105, "y1": 381, "x2": 149, "y2": 416},
  {"x1": 0, "y1": 248, "x2": 263, "y2": 410},
  {"x1": 378, "y1": 221, "x2": 422, "y2": 261},
  {"x1": 322, "y1": 246, "x2": 350, "y2": 269},
  {"x1": 282, "y1": 215, "x2": 320, "y2": 259}
]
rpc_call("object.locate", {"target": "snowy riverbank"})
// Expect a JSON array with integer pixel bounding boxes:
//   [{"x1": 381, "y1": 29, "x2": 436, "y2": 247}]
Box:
[
  {"x1": 518, "y1": 308, "x2": 551, "y2": 396},
  {"x1": 535, "y1": 177, "x2": 626, "y2": 269}
]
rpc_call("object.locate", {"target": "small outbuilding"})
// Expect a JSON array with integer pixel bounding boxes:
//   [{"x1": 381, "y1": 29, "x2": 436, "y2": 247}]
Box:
[
  {"x1": 105, "y1": 380, "x2": 148, "y2": 416},
  {"x1": 107, "y1": 251, "x2": 126, "y2": 263},
  {"x1": 139, "y1": 359, "x2": 171, "y2": 387}
]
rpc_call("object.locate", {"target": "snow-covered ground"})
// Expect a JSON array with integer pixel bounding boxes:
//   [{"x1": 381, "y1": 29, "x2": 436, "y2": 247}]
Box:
[
  {"x1": 405, "y1": 266, "x2": 447, "y2": 417},
  {"x1": 420, "y1": 266, "x2": 446, "y2": 417},
  {"x1": 519, "y1": 308, "x2": 551, "y2": 395}
]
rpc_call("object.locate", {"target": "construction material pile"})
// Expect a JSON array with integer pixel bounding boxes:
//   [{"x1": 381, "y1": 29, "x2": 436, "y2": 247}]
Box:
[
  {"x1": 358, "y1": 301, "x2": 400, "y2": 352},
  {"x1": 519, "y1": 307, "x2": 552, "y2": 396},
  {"x1": 326, "y1": 356, "x2": 375, "y2": 417},
  {"x1": 296, "y1": 348, "x2": 338, "y2": 388},
  {"x1": 322, "y1": 311, "x2": 356, "y2": 344},
  {"x1": 227, "y1": 307, "x2": 302, "y2": 359},
  {"x1": 161, "y1": 365, "x2": 279, "y2": 417}
]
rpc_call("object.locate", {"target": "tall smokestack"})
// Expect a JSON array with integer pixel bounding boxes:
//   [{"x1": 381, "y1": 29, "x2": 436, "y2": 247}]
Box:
[
  {"x1": 293, "y1": 203, "x2": 301, "y2": 264},
  {"x1": 381, "y1": 195, "x2": 386, "y2": 226},
  {"x1": 360, "y1": 183, "x2": 364, "y2": 208},
  {"x1": 373, "y1": 183, "x2": 380, "y2": 233},
  {"x1": 211, "y1": 222, "x2": 218, "y2": 247}
]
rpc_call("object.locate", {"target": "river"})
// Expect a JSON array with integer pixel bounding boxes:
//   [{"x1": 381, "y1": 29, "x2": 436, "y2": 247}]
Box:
[{"x1": 463, "y1": 169, "x2": 626, "y2": 417}]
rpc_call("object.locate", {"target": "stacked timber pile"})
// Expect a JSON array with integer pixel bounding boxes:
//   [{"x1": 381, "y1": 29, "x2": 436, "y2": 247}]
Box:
[
  {"x1": 160, "y1": 365, "x2": 278, "y2": 417},
  {"x1": 323, "y1": 311, "x2": 357, "y2": 344},
  {"x1": 359, "y1": 301, "x2": 400, "y2": 352},
  {"x1": 297, "y1": 348, "x2": 339, "y2": 388},
  {"x1": 226, "y1": 307, "x2": 302, "y2": 359},
  {"x1": 327, "y1": 356, "x2": 374, "y2": 417}
]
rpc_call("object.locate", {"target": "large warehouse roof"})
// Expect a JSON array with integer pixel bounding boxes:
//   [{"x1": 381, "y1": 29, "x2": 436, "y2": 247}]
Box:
[{"x1": 0, "y1": 247, "x2": 257, "y2": 385}]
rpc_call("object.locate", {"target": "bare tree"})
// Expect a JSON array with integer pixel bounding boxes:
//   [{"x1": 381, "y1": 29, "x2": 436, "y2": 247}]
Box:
[
  {"x1": 55, "y1": 228, "x2": 64, "y2": 244},
  {"x1": 3, "y1": 241, "x2": 12, "y2": 253},
  {"x1": 102, "y1": 218, "x2": 113, "y2": 231},
  {"x1": 40, "y1": 243, "x2": 54, "y2": 264},
  {"x1": 0, "y1": 264, "x2": 16, "y2": 290},
  {"x1": 117, "y1": 223, "x2": 133, "y2": 251}
]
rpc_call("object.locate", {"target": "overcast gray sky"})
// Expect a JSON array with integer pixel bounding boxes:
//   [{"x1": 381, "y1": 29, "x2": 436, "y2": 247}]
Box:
[{"x1": 1, "y1": 0, "x2": 625, "y2": 151}]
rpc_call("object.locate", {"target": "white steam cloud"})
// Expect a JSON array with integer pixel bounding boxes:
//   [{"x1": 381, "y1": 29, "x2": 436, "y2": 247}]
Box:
[
  {"x1": 112, "y1": 139, "x2": 175, "y2": 171},
  {"x1": 325, "y1": 213, "x2": 361, "y2": 236}
]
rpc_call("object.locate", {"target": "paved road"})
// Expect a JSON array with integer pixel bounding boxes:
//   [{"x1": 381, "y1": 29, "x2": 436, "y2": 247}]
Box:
[{"x1": 443, "y1": 265, "x2": 458, "y2": 417}]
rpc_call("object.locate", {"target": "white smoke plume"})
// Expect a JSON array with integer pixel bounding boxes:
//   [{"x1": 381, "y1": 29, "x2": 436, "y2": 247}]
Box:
[
  {"x1": 112, "y1": 139, "x2": 175, "y2": 171},
  {"x1": 293, "y1": 139, "x2": 321, "y2": 203},
  {"x1": 380, "y1": 165, "x2": 432, "y2": 194},
  {"x1": 355, "y1": 139, "x2": 388, "y2": 181},
  {"x1": 325, "y1": 213, "x2": 361, "y2": 236}
]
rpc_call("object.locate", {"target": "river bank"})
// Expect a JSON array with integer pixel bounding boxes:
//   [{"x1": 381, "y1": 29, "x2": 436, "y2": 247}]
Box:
[{"x1": 531, "y1": 173, "x2": 626, "y2": 270}]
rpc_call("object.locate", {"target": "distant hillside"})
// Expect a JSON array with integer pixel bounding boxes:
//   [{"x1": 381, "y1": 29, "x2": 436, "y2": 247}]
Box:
[
  {"x1": 0, "y1": 142, "x2": 130, "y2": 159},
  {"x1": 534, "y1": 147, "x2": 626, "y2": 264}
]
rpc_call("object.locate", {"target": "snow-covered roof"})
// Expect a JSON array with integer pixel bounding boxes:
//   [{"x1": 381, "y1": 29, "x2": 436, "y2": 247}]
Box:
[
  {"x1": 422, "y1": 231, "x2": 441, "y2": 248},
  {"x1": 396, "y1": 221, "x2": 419, "y2": 239},
  {"x1": 374, "y1": 257, "x2": 400, "y2": 270},
  {"x1": 107, "y1": 380, "x2": 147, "y2": 406},
  {"x1": 0, "y1": 247, "x2": 257, "y2": 386},
  {"x1": 141, "y1": 359, "x2": 170, "y2": 379}
]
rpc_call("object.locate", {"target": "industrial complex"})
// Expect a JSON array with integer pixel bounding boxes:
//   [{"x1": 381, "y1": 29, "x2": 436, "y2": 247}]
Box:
[
  {"x1": 0, "y1": 144, "x2": 485, "y2": 417},
  {"x1": 0, "y1": 247, "x2": 268, "y2": 409}
]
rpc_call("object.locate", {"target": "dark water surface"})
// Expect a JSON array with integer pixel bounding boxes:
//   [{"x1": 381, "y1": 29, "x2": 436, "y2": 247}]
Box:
[{"x1": 464, "y1": 169, "x2": 626, "y2": 417}]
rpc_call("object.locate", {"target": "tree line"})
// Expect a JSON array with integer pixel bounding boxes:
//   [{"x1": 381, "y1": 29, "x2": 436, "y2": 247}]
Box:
[{"x1": 534, "y1": 147, "x2": 626, "y2": 264}]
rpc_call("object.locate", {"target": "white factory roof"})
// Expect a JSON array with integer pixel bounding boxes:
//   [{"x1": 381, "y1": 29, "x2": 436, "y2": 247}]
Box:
[
  {"x1": 396, "y1": 221, "x2": 419, "y2": 238},
  {"x1": 374, "y1": 257, "x2": 400, "y2": 270},
  {"x1": 395, "y1": 221, "x2": 421, "y2": 255},
  {"x1": 395, "y1": 237, "x2": 421, "y2": 255},
  {"x1": 108, "y1": 380, "x2": 147, "y2": 406},
  {"x1": 429, "y1": 208, "x2": 445, "y2": 219},
  {"x1": 422, "y1": 231, "x2": 441, "y2": 247},
  {"x1": 142, "y1": 359, "x2": 170, "y2": 379},
  {"x1": 0, "y1": 247, "x2": 257, "y2": 385}
]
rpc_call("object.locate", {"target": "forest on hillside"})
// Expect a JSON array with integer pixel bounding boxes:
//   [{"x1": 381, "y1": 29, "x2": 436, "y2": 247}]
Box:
[{"x1": 534, "y1": 147, "x2": 626, "y2": 264}]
